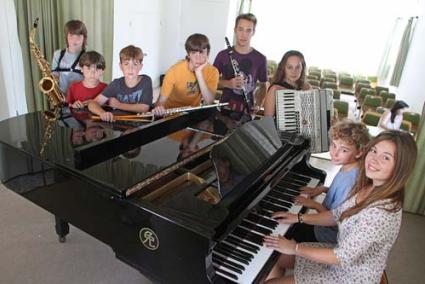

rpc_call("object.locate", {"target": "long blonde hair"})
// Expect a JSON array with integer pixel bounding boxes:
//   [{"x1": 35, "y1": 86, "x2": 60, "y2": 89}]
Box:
[{"x1": 340, "y1": 131, "x2": 417, "y2": 221}]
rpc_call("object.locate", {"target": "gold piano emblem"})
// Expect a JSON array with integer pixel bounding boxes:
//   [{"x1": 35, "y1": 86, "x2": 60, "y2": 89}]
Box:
[{"x1": 139, "y1": 228, "x2": 159, "y2": 250}]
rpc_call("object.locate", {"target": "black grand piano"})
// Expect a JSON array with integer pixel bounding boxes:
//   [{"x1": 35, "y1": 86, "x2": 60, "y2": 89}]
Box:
[{"x1": 0, "y1": 107, "x2": 325, "y2": 283}]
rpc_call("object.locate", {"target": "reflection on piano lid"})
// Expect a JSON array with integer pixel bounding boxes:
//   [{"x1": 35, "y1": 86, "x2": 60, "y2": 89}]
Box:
[{"x1": 211, "y1": 117, "x2": 282, "y2": 199}]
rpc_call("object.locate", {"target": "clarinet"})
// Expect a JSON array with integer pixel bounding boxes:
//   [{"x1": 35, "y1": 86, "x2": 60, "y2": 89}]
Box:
[{"x1": 225, "y1": 37, "x2": 251, "y2": 112}]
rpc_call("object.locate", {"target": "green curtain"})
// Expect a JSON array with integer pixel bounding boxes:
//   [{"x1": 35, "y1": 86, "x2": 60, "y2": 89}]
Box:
[
  {"x1": 390, "y1": 17, "x2": 417, "y2": 87},
  {"x1": 404, "y1": 102, "x2": 425, "y2": 215},
  {"x1": 15, "y1": 0, "x2": 113, "y2": 113}
]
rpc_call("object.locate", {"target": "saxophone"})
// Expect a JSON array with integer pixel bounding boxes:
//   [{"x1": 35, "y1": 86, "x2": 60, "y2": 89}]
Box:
[{"x1": 29, "y1": 18, "x2": 66, "y2": 108}]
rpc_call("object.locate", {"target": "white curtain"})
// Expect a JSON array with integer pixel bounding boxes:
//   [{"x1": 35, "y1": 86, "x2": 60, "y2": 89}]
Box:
[{"x1": 0, "y1": 0, "x2": 27, "y2": 120}]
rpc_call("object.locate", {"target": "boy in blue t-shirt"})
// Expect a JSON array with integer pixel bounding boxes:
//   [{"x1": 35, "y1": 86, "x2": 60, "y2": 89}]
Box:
[{"x1": 293, "y1": 120, "x2": 370, "y2": 243}]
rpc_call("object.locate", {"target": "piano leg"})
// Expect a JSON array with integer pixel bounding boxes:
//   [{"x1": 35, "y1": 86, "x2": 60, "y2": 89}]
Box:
[{"x1": 55, "y1": 216, "x2": 69, "y2": 243}]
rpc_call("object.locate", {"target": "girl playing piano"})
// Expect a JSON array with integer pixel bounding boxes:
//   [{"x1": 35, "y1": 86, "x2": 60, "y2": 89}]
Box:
[{"x1": 263, "y1": 130, "x2": 417, "y2": 284}]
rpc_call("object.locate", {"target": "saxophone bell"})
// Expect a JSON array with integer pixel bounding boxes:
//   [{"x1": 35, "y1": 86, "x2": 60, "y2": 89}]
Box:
[{"x1": 39, "y1": 76, "x2": 55, "y2": 94}]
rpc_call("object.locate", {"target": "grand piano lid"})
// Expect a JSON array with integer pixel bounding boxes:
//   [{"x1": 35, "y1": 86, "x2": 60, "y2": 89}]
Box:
[
  {"x1": 0, "y1": 110, "x2": 217, "y2": 196},
  {"x1": 211, "y1": 117, "x2": 282, "y2": 199}
]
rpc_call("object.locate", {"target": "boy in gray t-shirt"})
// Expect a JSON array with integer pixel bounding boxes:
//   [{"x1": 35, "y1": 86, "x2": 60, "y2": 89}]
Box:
[{"x1": 88, "y1": 45, "x2": 152, "y2": 122}]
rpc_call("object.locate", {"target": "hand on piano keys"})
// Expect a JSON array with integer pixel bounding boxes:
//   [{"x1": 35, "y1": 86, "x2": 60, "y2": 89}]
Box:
[
  {"x1": 294, "y1": 195, "x2": 320, "y2": 209},
  {"x1": 271, "y1": 211, "x2": 298, "y2": 225},
  {"x1": 212, "y1": 172, "x2": 321, "y2": 283},
  {"x1": 263, "y1": 234, "x2": 297, "y2": 255},
  {"x1": 299, "y1": 185, "x2": 327, "y2": 198}
]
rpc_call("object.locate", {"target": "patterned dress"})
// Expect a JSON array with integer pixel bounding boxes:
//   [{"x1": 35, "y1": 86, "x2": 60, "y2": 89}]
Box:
[{"x1": 294, "y1": 195, "x2": 402, "y2": 284}]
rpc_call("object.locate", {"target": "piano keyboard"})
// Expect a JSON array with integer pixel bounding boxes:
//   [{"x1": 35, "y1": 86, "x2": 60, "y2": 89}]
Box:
[
  {"x1": 213, "y1": 172, "x2": 320, "y2": 283},
  {"x1": 276, "y1": 92, "x2": 299, "y2": 133}
]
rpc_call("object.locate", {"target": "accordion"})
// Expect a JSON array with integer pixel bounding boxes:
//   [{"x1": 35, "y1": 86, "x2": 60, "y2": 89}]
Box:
[{"x1": 275, "y1": 89, "x2": 333, "y2": 153}]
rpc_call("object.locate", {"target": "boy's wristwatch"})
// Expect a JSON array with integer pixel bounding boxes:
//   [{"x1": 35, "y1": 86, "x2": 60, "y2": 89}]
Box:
[{"x1": 298, "y1": 213, "x2": 304, "y2": 223}]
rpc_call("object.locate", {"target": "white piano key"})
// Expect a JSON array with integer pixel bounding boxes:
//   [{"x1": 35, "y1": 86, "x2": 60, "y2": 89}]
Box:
[{"x1": 213, "y1": 174, "x2": 321, "y2": 283}]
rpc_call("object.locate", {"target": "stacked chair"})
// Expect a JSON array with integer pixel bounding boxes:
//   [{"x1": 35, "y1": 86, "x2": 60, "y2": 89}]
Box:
[
  {"x1": 333, "y1": 100, "x2": 349, "y2": 120},
  {"x1": 362, "y1": 95, "x2": 382, "y2": 113},
  {"x1": 403, "y1": 111, "x2": 421, "y2": 134},
  {"x1": 362, "y1": 111, "x2": 382, "y2": 126}
]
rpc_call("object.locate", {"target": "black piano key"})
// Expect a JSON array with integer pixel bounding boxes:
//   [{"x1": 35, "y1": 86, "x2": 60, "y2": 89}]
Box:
[
  {"x1": 263, "y1": 196, "x2": 292, "y2": 209},
  {"x1": 286, "y1": 172, "x2": 311, "y2": 183},
  {"x1": 280, "y1": 177, "x2": 307, "y2": 187},
  {"x1": 214, "y1": 265, "x2": 238, "y2": 280},
  {"x1": 259, "y1": 200, "x2": 288, "y2": 213},
  {"x1": 217, "y1": 242, "x2": 253, "y2": 261},
  {"x1": 240, "y1": 220, "x2": 273, "y2": 236},
  {"x1": 268, "y1": 190, "x2": 294, "y2": 202},
  {"x1": 213, "y1": 253, "x2": 245, "y2": 272},
  {"x1": 214, "y1": 246, "x2": 250, "y2": 265},
  {"x1": 276, "y1": 181, "x2": 302, "y2": 191},
  {"x1": 246, "y1": 213, "x2": 278, "y2": 229},
  {"x1": 273, "y1": 186, "x2": 299, "y2": 196},
  {"x1": 255, "y1": 207, "x2": 273, "y2": 218},
  {"x1": 225, "y1": 235, "x2": 260, "y2": 253},
  {"x1": 232, "y1": 227, "x2": 264, "y2": 246}
]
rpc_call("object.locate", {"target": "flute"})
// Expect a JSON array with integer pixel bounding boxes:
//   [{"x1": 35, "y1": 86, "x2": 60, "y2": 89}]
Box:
[
  {"x1": 225, "y1": 37, "x2": 251, "y2": 111},
  {"x1": 91, "y1": 102, "x2": 229, "y2": 122}
]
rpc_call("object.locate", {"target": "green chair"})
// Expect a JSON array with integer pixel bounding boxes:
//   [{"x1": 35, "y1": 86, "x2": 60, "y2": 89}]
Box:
[
  {"x1": 307, "y1": 74, "x2": 319, "y2": 81},
  {"x1": 403, "y1": 111, "x2": 421, "y2": 134},
  {"x1": 332, "y1": 89, "x2": 341, "y2": 100},
  {"x1": 339, "y1": 76, "x2": 354, "y2": 95},
  {"x1": 320, "y1": 77, "x2": 336, "y2": 88},
  {"x1": 375, "y1": 86, "x2": 389, "y2": 96},
  {"x1": 308, "y1": 66, "x2": 320, "y2": 73},
  {"x1": 362, "y1": 95, "x2": 382, "y2": 113},
  {"x1": 323, "y1": 69, "x2": 336, "y2": 77},
  {"x1": 358, "y1": 87, "x2": 376, "y2": 104},
  {"x1": 321, "y1": 81, "x2": 338, "y2": 90},
  {"x1": 378, "y1": 90, "x2": 388, "y2": 97},
  {"x1": 356, "y1": 79, "x2": 371, "y2": 85},
  {"x1": 362, "y1": 111, "x2": 382, "y2": 126},
  {"x1": 400, "y1": 120, "x2": 412, "y2": 132},
  {"x1": 333, "y1": 100, "x2": 349, "y2": 119},
  {"x1": 308, "y1": 79, "x2": 320, "y2": 88},
  {"x1": 384, "y1": 98, "x2": 395, "y2": 108},
  {"x1": 381, "y1": 92, "x2": 396, "y2": 105},
  {"x1": 355, "y1": 82, "x2": 371, "y2": 97},
  {"x1": 309, "y1": 70, "x2": 321, "y2": 80},
  {"x1": 376, "y1": 106, "x2": 387, "y2": 114},
  {"x1": 338, "y1": 72, "x2": 351, "y2": 79},
  {"x1": 321, "y1": 76, "x2": 337, "y2": 83}
]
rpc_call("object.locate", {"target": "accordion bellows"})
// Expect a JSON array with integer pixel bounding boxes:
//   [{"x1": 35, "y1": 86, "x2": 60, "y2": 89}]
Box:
[{"x1": 275, "y1": 89, "x2": 333, "y2": 153}]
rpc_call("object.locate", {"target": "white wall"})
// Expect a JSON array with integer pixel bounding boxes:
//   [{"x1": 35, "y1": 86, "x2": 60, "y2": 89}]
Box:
[
  {"x1": 397, "y1": 11, "x2": 425, "y2": 113},
  {"x1": 0, "y1": 0, "x2": 27, "y2": 121},
  {"x1": 113, "y1": 0, "x2": 232, "y2": 87}
]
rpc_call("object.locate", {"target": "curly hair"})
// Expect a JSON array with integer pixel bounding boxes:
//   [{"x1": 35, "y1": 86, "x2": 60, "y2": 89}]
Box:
[{"x1": 329, "y1": 119, "x2": 370, "y2": 150}]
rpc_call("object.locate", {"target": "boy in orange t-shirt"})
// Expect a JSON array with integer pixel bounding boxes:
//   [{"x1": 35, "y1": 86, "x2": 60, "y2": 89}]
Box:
[{"x1": 152, "y1": 33, "x2": 219, "y2": 115}]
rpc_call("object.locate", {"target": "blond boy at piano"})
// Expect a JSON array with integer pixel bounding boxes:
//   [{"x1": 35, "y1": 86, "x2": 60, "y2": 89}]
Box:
[
  {"x1": 292, "y1": 120, "x2": 370, "y2": 244},
  {"x1": 88, "y1": 45, "x2": 153, "y2": 122}
]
